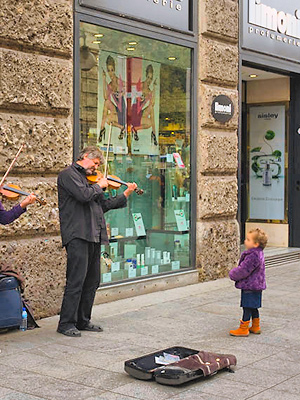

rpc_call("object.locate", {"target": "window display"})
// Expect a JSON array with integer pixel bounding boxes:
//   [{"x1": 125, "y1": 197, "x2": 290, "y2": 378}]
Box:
[{"x1": 79, "y1": 22, "x2": 192, "y2": 283}]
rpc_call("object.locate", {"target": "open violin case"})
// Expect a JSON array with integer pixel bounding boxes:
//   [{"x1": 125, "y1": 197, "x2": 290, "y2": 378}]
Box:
[{"x1": 125, "y1": 346, "x2": 237, "y2": 386}]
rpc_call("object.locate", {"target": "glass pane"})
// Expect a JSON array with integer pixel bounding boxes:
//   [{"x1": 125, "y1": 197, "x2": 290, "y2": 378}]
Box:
[{"x1": 79, "y1": 22, "x2": 192, "y2": 283}]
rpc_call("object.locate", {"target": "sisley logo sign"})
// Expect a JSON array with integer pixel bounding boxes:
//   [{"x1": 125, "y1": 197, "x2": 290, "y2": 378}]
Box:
[{"x1": 242, "y1": 0, "x2": 300, "y2": 64}]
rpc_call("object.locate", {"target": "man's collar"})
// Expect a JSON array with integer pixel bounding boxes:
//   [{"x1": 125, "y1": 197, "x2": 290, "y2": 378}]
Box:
[{"x1": 73, "y1": 162, "x2": 86, "y2": 173}]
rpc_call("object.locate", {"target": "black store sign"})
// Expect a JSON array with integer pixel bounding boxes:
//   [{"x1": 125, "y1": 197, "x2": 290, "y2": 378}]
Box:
[
  {"x1": 79, "y1": 0, "x2": 190, "y2": 32},
  {"x1": 241, "y1": 0, "x2": 300, "y2": 64},
  {"x1": 211, "y1": 95, "x2": 234, "y2": 123}
]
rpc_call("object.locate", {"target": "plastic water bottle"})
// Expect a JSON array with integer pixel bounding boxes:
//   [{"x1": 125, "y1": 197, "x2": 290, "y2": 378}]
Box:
[{"x1": 20, "y1": 307, "x2": 27, "y2": 331}]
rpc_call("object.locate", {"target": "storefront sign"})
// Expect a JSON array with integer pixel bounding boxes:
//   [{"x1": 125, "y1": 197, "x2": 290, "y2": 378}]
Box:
[
  {"x1": 242, "y1": 0, "x2": 300, "y2": 64},
  {"x1": 248, "y1": 105, "x2": 285, "y2": 221},
  {"x1": 79, "y1": 0, "x2": 190, "y2": 32},
  {"x1": 211, "y1": 95, "x2": 234, "y2": 123}
]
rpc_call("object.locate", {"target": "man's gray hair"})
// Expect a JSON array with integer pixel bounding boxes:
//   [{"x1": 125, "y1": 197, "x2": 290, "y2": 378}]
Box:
[{"x1": 77, "y1": 146, "x2": 105, "y2": 164}]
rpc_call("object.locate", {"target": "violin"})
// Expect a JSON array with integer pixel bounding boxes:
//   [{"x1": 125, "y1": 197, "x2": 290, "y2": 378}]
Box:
[
  {"x1": 0, "y1": 142, "x2": 46, "y2": 206},
  {"x1": 87, "y1": 171, "x2": 144, "y2": 196},
  {"x1": 0, "y1": 184, "x2": 47, "y2": 206}
]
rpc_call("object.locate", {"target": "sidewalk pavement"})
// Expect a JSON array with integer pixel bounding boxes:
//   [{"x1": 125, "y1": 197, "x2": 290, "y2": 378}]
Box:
[{"x1": 1, "y1": 262, "x2": 300, "y2": 400}]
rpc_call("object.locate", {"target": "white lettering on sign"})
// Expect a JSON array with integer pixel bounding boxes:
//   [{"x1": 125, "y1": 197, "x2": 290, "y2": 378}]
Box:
[
  {"x1": 147, "y1": 0, "x2": 182, "y2": 11},
  {"x1": 215, "y1": 102, "x2": 232, "y2": 115},
  {"x1": 249, "y1": 0, "x2": 300, "y2": 39}
]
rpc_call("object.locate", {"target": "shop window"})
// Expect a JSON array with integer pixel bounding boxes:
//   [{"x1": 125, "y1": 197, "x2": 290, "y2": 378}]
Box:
[{"x1": 79, "y1": 22, "x2": 192, "y2": 283}]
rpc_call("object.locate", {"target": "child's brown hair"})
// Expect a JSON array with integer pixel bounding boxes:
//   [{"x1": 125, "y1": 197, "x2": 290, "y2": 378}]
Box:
[{"x1": 249, "y1": 228, "x2": 268, "y2": 249}]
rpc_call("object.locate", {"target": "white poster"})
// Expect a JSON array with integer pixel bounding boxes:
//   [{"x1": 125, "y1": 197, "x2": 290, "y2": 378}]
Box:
[
  {"x1": 249, "y1": 105, "x2": 285, "y2": 220},
  {"x1": 97, "y1": 51, "x2": 127, "y2": 152}
]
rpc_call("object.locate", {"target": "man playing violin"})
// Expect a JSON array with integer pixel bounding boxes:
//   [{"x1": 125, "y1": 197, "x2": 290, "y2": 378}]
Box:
[
  {"x1": 0, "y1": 194, "x2": 36, "y2": 225},
  {"x1": 57, "y1": 146, "x2": 137, "y2": 337}
]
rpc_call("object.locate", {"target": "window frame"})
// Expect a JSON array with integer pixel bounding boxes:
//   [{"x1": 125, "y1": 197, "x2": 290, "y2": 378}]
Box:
[{"x1": 74, "y1": 10, "x2": 198, "y2": 281}]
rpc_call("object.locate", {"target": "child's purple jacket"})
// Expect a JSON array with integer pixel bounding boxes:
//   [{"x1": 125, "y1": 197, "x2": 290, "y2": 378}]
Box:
[{"x1": 229, "y1": 247, "x2": 266, "y2": 291}]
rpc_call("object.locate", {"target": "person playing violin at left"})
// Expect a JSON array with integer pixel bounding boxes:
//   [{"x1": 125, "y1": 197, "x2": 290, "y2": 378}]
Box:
[
  {"x1": 0, "y1": 193, "x2": 37, "y2": 225},
  {"x1": 57, "y1": 146, "x2": 137, "y2": 337}
]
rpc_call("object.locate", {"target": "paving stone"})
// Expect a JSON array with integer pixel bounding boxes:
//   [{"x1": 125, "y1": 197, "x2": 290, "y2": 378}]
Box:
[
  {"x1": 25, "y1": 378, "x2": 104, "y2": 400},
  {"x1": 249, "y1": 354, "x2": 300, "y2": 376},
  {"x1": 112, "y1": 380, "x2": 186, "y2": 400},
  {"x1": 1, "y1": 262, "x2": 300, "y2": 400},
  {"x1": 271, "y1": 376, "x2": 300, "y2": 395},
  {"x1": 219, "y1": 365, "x2": 289, "y2": 388},
  {"x1": 69, "y1": 369, "x2": 133, "y2": 391},
  {"x1": 85, "y1": 393, "x2": 143, "y2": 400},
  {"x1": 247, "y1": 389, "x2": 300, "y2": 400},
  {"x1": 190, "y1": 377, "x2": 263, "y2": 400},
  {"x1": 0, "y1": 387, "x2": 13, "y2": 397},
  {"x1": 0, "y1": 393, "x2": 47, "y2": 400}
]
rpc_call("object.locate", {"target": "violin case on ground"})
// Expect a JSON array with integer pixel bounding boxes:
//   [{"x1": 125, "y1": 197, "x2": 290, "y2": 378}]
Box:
[
  {"x1": 125, "y1": 346, "x2": 237, "y2": 386},
  {"x1": 0, "y1": 274, "x2": 22, "y2": 330}
]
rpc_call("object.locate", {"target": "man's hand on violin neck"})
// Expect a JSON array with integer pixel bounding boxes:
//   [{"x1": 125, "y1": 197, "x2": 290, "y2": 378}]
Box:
[
  {"x1": 97, "y1": 178, "x2": 109, "y2": 189},
  {"x1": 124, "y1": 182, "x2": 137, "y2": 198},
  {"x1": 20, "y1": 194, "x2": 37, "y2": 209}
]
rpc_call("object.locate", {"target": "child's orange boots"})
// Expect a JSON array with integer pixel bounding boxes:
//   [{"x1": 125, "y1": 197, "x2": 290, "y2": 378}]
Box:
[
  {"x1": 249, "y1": 318, "x2": 261, "y2": 334},
  {"x1": 230, "y1": 320, "x2": 250, "y2": 337}
]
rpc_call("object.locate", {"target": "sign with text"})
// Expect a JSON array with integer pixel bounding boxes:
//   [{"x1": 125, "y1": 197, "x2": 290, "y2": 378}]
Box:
[
  {"x1": 211, "y1": 95, "x2": 234, "y2": 123},
  {"x1": 248, "y1": 105, "x2": 286, "y2": 221},
  {"x1": 79, "y1": 0, "x2": 190, "y2": 32},
  {"x1": 241, "y1": 0, "x2": 300, "y2": 64}
]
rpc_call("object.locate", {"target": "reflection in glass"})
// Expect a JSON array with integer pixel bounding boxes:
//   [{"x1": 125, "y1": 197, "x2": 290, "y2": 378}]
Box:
[{"x1": 79, "y1": 22, "x2": 192, "y2": 283}]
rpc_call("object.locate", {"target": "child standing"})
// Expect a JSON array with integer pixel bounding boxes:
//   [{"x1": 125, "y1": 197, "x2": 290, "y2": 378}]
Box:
[{"x1": 229, "y1": 228, "x2": 268, "y2": 337}]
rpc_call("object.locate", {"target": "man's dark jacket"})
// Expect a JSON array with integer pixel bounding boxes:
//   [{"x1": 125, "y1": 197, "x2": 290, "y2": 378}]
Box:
[{"x1": 57, "y1": 163, "x2": 127, "y2": 246}]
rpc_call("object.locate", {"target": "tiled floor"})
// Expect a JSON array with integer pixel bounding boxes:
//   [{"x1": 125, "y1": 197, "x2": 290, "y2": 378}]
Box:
[{"x1": 0, "y1": 261, "x2": 300, "y2": 400}]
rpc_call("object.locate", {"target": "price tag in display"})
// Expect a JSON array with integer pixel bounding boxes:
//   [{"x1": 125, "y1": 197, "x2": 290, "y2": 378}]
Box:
[
  {"x1": 102, "y1": 273, "x2": 112, "y2": 283},
  {"x1": 152, "y1": 265, "x2": 159, "y2": 274},
  {"x1": 172, "y1": 261, "x2": 180, "y2": 270},
  {"x1": 166, "y1": 153, "x2": 174, "y2": 163},
  {"x1": 132, "y1": 213, "x2": 146, "y2": 236},
  {"x1": 111, "y1": 262, "x2": 120, "y2": 273},
  {"x1": 125, "y1": 228, "x2": 134, "y2": 237},
  {"x1": 128, "y1": 266, "x2": 137, "y2": 279},
  {"x1": 141, "y1": 266, "x2": 148, "y2": 276},
  {"x1": 174, "y1": 210, "x2": 188, "y2": 231},
  {"x1": 111, "y1": 228, "x2": 119, "y2": 237}
]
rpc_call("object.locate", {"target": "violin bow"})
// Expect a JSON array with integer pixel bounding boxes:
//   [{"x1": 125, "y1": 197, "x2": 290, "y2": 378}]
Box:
[
  {"x1": 104, "y1": 123, "x2": 113, "y2": 178},
  {"x1": 0, "y1": 143, "x2": 25, "y2": 187}
]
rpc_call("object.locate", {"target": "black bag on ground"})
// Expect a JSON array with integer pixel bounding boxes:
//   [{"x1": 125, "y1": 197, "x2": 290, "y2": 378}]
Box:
[
  {"x1": 0, "y1": 274, "x2": 22, "y2": 330},
  {"x1": 125, "y1": 346, "x2": 237, "y2": 386}
]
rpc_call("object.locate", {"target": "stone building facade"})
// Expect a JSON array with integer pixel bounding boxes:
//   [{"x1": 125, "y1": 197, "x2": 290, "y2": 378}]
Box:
[{"x1": 0, "y1": 0, "x2": 239, "y2": 318}]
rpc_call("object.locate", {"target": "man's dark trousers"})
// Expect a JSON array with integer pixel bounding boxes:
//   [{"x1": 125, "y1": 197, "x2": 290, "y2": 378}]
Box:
[{"x1": 58, "y1": 238, "x2": 101, "y2": 330}]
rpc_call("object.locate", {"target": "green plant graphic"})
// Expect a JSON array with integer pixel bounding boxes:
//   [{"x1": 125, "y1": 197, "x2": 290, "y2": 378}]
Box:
[{"x1": 251, "y1": 130, "x2": 282, "y2": 178}]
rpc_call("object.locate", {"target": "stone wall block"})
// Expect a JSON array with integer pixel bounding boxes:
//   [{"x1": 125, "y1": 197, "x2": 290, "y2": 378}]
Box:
[
  {"x1": 198, "y1": 176, "x2": 238, "y2": 219},
  {"x1": 0, "y1": 0, "x2": 73, "y2": 56},
  {"x1": 0, "y1": 114, "x2": 72, "y2": 172},
  {"x1": 0, "y1": 49, "x2": 72, "y2": 113},
  {"x1": 198, "y1": 130, "x2": 238, "y2": 173},
  {"x1": 199, "y1": 38, "x2": 238, "y2": 86},
  {"x1": 196, "y1": 219, "x2": 240, "y2": 280},
  {"x1": 199, "y1": 84, "x2": 238, "y2": 129},
  {"x1": 0, "y1": 177, "x2": 60, "y2": 237},
  {"x1": 200, "y1": 0, "x2": 238, "y2": 41},
  {"x1": 0, "y1": 236, "x2": 66, "y2": 318}
]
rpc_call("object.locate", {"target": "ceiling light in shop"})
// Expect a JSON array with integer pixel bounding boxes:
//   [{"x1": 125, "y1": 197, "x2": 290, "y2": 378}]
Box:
[
  {"x1": 127, "y1": 47, "x2": 135, "y2": 51},
  {"x1": 94, "y1": 34, "x2": 104, "y2": 38},
  {"x1": 168, "y1": 57, "x2": 176, "y2": 61},
  {"x1": 128, "y1": 41, "x2": 137, "y2": 45},
  {"x1": 93, "y1": 40, "x2": 101, "y2": 44},
  {"x1": 249, "y1": 74, "x2": 258, "y2": 78}
]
